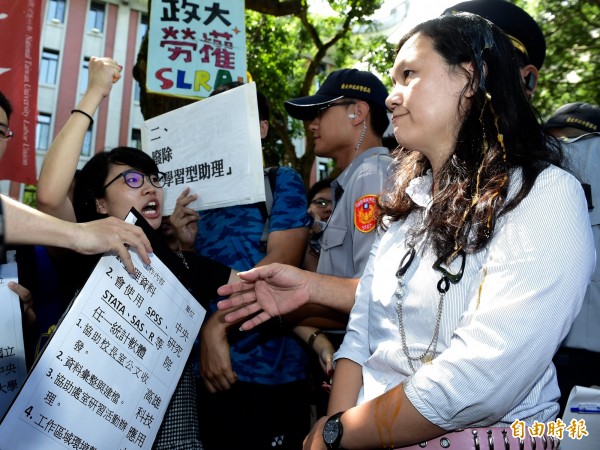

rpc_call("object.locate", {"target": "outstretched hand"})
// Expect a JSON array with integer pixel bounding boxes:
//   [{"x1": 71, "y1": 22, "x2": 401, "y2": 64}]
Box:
[
  {"x1": 216, "y1": 263, "x2": 311, "y2": 331},
  {"x1": 70, "y1": 217, "x2": 152, "y2": 274}
]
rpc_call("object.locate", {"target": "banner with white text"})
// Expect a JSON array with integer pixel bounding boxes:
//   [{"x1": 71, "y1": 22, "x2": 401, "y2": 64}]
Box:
[{"x1": 0, "y1": 0, "x2": 40, "y2": 184}]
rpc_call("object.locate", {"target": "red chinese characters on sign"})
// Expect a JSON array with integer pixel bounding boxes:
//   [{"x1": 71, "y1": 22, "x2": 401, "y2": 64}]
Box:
[
  {"x1": 160, "y1": 26, "x2": 198, "y2": 62},
  {"x1": 199, "y1": 30, "x2": 234, "y2": 68}
]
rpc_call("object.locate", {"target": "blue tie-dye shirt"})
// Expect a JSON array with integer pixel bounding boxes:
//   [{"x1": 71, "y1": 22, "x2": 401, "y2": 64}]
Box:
[{"x1": 195, "y1": 166, "x2": 311, "y2": 384}]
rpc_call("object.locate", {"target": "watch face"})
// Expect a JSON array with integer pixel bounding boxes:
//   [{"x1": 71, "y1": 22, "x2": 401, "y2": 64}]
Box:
[{"x1": 323, "y1": 418, "x2": 340, "y2": 445}]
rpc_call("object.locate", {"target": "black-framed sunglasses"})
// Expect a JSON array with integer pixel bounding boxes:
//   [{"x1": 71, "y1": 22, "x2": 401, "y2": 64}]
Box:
[
  {"x1": 316, "y1": 101, "x2": 356, "y2": 118},
  {"x1": 0, "y1": 125, "x2": 14, "y2": 141},
  {"x1": 104, "y1": 169, "x2": 166, "y2": 190},
  {"x1": 311, "y1": 198, "x2": 332, "y2": 208}
]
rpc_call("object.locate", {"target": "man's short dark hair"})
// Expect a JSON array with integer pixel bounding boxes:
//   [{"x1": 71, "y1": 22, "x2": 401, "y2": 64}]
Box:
[
  {"x1": 307, "y1": 178, "x2": 332, "y2": 202},
  {"x1": 0, "y1": 91, "x2": 13, "y2": 120}
]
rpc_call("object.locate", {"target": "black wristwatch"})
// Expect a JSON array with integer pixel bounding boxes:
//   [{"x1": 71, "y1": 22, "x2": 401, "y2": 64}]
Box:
[{"x1": 323, "y1": 411, "x2": 345, "y2": 449}]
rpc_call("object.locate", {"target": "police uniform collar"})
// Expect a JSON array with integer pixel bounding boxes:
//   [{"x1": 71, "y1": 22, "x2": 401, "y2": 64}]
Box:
[{"x1": 334, "y1": 147, "x2": 389, "y2": 190}]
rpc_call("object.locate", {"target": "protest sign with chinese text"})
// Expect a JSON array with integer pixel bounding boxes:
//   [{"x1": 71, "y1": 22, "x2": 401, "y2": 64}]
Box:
[
  {"x1": 147, "y1": 0, "x2": 246, "y2": 99},
  {"x1": 0, "y1": 262, "x2": 27, "y2": 420},
  {"x1": 142, "y1": 82, "x2": 265, "y2": 215},
  {"x1": 0, "y1": 227, "x2": 205, "y2": 449}
]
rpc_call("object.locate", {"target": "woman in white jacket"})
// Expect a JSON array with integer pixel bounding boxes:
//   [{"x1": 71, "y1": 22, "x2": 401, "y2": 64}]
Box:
[{"x1": 307, "y1": 13, "x2": 594, "y2": 450}]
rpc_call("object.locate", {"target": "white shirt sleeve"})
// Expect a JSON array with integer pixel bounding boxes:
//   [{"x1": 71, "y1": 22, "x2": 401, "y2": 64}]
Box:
[{"x1": 334, "y1": 228, "x2": 383, "y2": 366}]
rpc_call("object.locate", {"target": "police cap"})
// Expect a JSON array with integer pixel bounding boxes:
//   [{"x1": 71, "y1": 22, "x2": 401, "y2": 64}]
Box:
[
  {"x1": 284, "y1": 69, "x2": 389, "y2": 121},
  {"x1": 443, "y1": 0, "x2": 546, "y2": 70},
  {"x1": 545, "y1": 102, "x2": 600, "y2": 134}
]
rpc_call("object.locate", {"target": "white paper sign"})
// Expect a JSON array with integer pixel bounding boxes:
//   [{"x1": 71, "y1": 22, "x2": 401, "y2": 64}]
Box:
[
  {"x1": 0, "y1": 250, "x2": 205, "y2": 449},
  {"x1": 0, "y1": 262, "x2": 27, "y2": 420},
  {"x1": 560, "y1": 385, "x2": 600, "y2": 450},
  {"x1": 142, "y1": 82, "x2": 265, "y2": 215}
]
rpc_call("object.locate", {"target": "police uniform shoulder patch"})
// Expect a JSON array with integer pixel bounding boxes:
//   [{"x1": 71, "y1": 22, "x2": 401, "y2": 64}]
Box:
[{"x1": 354, "y1": 195, "x2": 378, "y2": 233}]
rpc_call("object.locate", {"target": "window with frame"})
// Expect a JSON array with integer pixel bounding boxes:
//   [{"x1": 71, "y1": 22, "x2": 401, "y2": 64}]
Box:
[
  {"x1": 138, "y1": 14, "x2": 148, "y2": 44},
  {"x1": 79, "y1": 57, "x2": 90, "y2": 93},
  {"x1": 82, "y1": 125, "x2": 93, "y2": 157},
  {"x1": 40, "y1": 50, "x2": 59, "y2": 85},
  {"x1": 88, "y1": 1, "x2": 105, "y2": 32},
  {"x1": 47, "y1": 0, "x2": 66, "y2": 23},
  {"x1": 133, "y1": 80, "x2": 142, "y2": 103},
  {"x1": 131, "y1": 128, "x2": 142, "y2": 149},
  {"x1": 36, "y1": 114, "x2": 52, "y2": 152}
]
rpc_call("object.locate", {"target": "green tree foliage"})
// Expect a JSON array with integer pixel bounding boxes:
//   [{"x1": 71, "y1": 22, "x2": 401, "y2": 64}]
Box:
[
  {"x1": 134, "y1": 0, "x2": 394, "y2": 185},
  {"x1": 517, "y1": 0, "x2": 600, "y2": 119},
  {"x1": 136, "y1": 1, "x2": 599, "y2": 183},
  {"x1": 244, "y1": 1, "x2": 394, "y2": 183}
]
